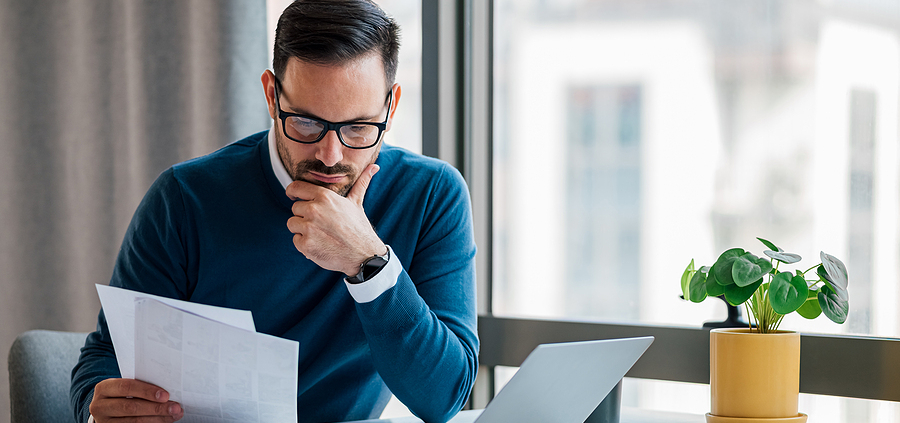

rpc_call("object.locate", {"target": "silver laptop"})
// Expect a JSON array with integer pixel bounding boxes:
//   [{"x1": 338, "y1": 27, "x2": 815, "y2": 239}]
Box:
[{"x1": 452, "y1": 336, "x2": 654, "y2": 423}]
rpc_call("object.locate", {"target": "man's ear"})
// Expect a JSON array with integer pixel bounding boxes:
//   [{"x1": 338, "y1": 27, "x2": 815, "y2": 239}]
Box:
[
  {"x1": 261, "y1": 70, "x2": 277, "y2": 120},
  {"x1": 385, "y1": 83, "x2": 402, "y2": 132}
]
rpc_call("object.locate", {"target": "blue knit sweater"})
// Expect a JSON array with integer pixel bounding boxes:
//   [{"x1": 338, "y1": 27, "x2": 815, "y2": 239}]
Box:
[{"x1": 70, "y1": 131, "x2": 479, "y2": 423}]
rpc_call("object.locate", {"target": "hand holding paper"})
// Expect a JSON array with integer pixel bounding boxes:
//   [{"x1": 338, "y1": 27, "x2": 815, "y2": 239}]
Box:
[
  {"x1": 90, "y1": 378, "x2": 183, "y2": 422},
  {"x1": 97, "y1": 285, "x2": 299, "y2": 423}
]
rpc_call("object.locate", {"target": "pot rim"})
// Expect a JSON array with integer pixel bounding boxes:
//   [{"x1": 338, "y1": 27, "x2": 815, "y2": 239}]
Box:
[{"x1": 710, "y1": 328, "x2": 798, "y2": 336}]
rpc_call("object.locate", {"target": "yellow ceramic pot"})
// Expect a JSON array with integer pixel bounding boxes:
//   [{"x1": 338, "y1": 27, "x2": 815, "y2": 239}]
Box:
[{"x1": 707, "y1": 328, "x2": 807, "y2": 423}]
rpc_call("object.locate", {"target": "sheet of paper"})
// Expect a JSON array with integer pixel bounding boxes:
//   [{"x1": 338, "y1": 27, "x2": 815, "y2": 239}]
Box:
[
  {"x1": 96, "y1": 284, "x2": 256, "y2": 378},
  {"x1": 135, "y1": 298, "x2": 299, "y2": 423}
]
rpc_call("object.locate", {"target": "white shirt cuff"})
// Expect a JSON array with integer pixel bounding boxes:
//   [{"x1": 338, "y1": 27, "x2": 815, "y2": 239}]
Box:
[
  {"x1": 88, "y1": 415, "x2": 95, "y2": 423},
  {"x1": 344, "y1": 245, "x2": 400, "y2": 303}
]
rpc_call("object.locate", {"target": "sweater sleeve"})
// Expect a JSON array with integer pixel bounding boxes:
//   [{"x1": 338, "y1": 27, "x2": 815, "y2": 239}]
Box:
[
  {"x1": 354, "y1": 165, "x2": 479, "y2": 423},
  {"x1": 69, "y1": 311, "x2": 119, "y2": 423},
  {"x1": 70, "y1": 168, "x2": 190, "y2": 423}
]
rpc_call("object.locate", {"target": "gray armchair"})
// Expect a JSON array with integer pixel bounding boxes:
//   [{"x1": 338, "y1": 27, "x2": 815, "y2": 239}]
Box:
[{"x1": 8, "y1": 330, "x2": 89, "y2": 423}]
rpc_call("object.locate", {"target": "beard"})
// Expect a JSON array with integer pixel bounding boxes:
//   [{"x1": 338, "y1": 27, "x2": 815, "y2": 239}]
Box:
[{"x1": 276, "y1": 131, "x2": 379, "y2": 197}]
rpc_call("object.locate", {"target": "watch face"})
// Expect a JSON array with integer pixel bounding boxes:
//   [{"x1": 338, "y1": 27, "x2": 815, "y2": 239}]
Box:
[
  {"x1": 361, "y1": 256, "x2": 389, "y2": 280},
  {"x1": 349, "y1": 249, "x2": 390, "y2": 284}
]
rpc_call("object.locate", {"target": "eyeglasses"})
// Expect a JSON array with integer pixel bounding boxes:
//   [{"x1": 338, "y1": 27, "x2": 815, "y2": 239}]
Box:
[{"x1": 273, "y1": 77, "x2": 392, "y2": 149}]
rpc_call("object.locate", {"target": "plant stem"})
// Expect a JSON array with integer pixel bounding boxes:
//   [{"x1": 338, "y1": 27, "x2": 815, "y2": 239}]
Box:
[
  {"x1": 801, "y1": 263, "x2": 819, "y2": 276},
  {"x1": 745, "y1": 303, "x2": 755, "y2": 331},
  {"x1": 766, "y1": 283, "x2": 773, "y2": 332},
  {"x1": 760, "y1": 288, "x2": 766, "y2": 332},
  {"x1": 745, "y1": 275, "x2": 785, "y2": 333}
]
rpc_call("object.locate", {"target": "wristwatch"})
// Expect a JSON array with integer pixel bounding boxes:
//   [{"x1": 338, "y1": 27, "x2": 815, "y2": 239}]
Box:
[{"x1": 346, "y1": 247, "x2": 390, "y2": 284}]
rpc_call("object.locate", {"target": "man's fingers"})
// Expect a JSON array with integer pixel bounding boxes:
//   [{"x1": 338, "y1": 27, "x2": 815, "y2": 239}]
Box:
[
  {"x1": 287, "y1": 215, "x2": 306, "y2": 235},
  {"x1": 97, "y1": 398, "x2": 181, "y2": 418},
  {"x1": 104, "y1": 417, "x2": 179, "y2": 423},
  {"x1": 347, "y1": 164, "x2": 380, "y2": 206},
  {"x1": 285, "y1": 179, "x2": 323, "y2": 201},
  {"x1": 91, "y1": 379, "x2": 183, "y2": 422},
  {"x1": 293, "y1": 233, "x2": 308, "y2": 253},
  {"x1": 95, "y1": 379, "x2": 168, "y2": 402}
]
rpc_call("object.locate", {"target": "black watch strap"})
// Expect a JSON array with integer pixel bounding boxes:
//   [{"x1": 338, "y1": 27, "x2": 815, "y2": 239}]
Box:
[{"x1": 346, "y1": 247, "x2": 390, "y2": 284}]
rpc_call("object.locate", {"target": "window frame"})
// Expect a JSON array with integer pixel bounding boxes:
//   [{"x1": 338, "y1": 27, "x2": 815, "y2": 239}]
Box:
[{"x1": 420, "y1": 0, "x2": 900, "y2": 408}]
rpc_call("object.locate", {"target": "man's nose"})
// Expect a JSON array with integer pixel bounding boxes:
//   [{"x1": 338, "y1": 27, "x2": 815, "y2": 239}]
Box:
[{"x1": 315, "y1": 130, "x2": 344, "y2": 167}]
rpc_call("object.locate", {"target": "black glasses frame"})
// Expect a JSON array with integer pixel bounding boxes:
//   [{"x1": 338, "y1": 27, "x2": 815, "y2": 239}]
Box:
[{"x1": 273, "y1": 77, "x2": 393, "y2": 150}]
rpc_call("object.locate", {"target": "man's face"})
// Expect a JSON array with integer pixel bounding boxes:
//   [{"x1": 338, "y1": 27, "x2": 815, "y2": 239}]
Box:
[{"x1": 263, "y1": 55, "x2": 398, "y2": 196}]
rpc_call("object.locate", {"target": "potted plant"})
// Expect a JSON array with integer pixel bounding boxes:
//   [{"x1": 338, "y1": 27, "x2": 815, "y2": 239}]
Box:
[{"x1": 680, "y1": 237, "x2": 849, "y2": 423}]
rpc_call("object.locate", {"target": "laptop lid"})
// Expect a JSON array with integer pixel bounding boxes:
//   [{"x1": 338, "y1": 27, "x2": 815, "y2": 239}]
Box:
[{"x1": 472, "y1": 336, "x2": 654, "y2": 423}]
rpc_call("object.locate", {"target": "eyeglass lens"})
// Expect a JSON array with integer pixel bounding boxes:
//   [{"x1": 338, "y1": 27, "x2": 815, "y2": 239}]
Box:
[{"x1": 284, "y1": 117, "x2": 380, "y2": 148}]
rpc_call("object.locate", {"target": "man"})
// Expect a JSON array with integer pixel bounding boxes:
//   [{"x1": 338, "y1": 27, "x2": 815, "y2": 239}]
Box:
[{"x1": 69, "y1": 1, "x2": 479, "y2": 422}]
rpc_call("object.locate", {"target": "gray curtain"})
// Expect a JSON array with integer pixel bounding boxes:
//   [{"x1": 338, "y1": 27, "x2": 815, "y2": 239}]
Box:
[{"x1": 0, "y1": 1, "x2": 269, "y2": 420}]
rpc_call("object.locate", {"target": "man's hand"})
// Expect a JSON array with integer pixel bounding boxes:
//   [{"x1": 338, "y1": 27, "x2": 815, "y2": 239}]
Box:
[
  {"x1": 286, "y1": 163, "x2": 387, "y2": 276},
  {"x1": 90, "y1": 378, "x2": 183, "y2": 423}
]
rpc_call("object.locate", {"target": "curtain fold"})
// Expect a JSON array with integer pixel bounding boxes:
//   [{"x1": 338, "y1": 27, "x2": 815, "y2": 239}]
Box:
[{"x1": 0, "y1": 1, "x2": 269, "y2": 420}]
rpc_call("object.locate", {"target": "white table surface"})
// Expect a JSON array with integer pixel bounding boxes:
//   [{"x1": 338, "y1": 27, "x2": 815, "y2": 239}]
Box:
[{"x1": 345, "y1": 407, "x2": 705, "y2": 423}]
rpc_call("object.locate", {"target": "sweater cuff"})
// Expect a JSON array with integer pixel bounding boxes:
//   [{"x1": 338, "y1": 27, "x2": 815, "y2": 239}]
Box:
[{"x1": 344, "y1": 245, "x2": 400, "y2": 303}]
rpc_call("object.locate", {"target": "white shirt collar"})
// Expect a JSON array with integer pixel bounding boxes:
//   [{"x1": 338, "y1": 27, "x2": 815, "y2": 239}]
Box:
[{"x1": 268, "y1": 123, "x2": 293, "y2": 190}]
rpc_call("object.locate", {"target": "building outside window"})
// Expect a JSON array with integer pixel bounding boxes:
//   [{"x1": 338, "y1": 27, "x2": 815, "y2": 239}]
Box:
[{"x1": 565, "y1": 85, "x2": 643, "y2": 321}]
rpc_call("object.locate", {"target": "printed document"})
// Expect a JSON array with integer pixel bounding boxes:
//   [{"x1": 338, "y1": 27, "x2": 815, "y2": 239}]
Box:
[
  {"x1": 96, "y1": 284, "x2": 257, "y2": 378},
  {"x1": 96, "y1": 285, "x2": 299, "y2": 423}
]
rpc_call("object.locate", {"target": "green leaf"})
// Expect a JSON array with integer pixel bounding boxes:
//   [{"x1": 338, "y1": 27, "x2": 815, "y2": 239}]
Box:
[
  {"x1": 706, "y1": 269, "x2": 726, "y2": 297},
  {"x1": 819, "y1": 283, "x2": 849, "y2": 324},
  {"x1": 681, "y1": 259, "x2": 696, "y2": 301},
  {"x1": 764, "y1": 250, "x2": 802, "y2": 264},
  {"x1": 769, "y1": 272, "x2": 809, "y2": 314},
  {"x1": 724, "y1": 277, "x2": 763, "y2": 306},
  {"x1": 713, "y1": 248, "x2": 745, "y2": 286},
  {"x1": 688, "y1": 268, "x2": 708, "y2": 303},
  {"x1": 820, "y1": 251, "x2": 849, "y2": 291},
  {"x1": 732, "y1": 253, "x2": 773, "y2": 287},
  {"x1": 817, "y1": 263, "x2": 849, "y2": 302},
  {"x1": 711, "y1": 263, "x2": 728, "y2": 286},
  {"x1": 757, "y1": 237, "x2": 779, "y2": 251},
  {"x1": 796, "y1": 288, "x2": 822, "y2": 319},
  {"x1": 817, "y1": 264, "x2": 829, "y2": 281}
]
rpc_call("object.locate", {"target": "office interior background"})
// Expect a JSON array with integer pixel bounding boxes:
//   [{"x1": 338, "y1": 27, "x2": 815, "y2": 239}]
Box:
[{"x1": 1, "y1": 0, "x2": 899, "y2": 422}]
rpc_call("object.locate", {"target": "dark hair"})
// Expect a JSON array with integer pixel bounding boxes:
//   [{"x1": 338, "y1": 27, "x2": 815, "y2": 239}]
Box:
[{"x1": 273, "y1": 0, "x2": 401, "y2": 89}]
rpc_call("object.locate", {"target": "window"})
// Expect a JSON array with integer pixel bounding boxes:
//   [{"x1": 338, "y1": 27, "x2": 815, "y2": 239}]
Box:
[
  {"x1": 565, "y1": 85, "x2": 643, "y2": 320},
  {"x1": 491, "y1": 0, "x2": 900, "y2": 420},
  {"x1": 492, "y1": 0, "x2": 900, "y2": 339}
]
